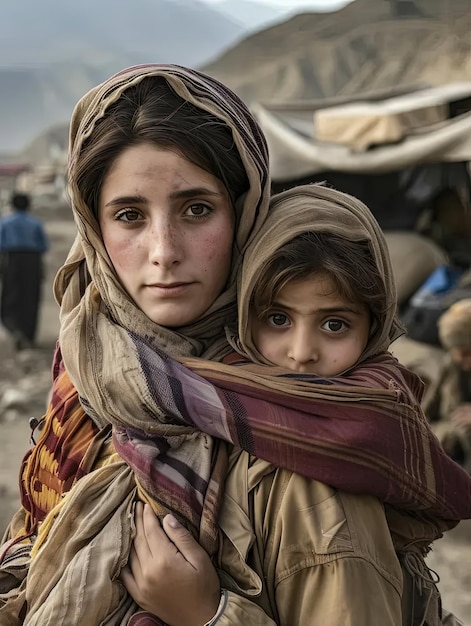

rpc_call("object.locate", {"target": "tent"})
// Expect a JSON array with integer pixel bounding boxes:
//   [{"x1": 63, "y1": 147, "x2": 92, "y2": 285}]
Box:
[
  {"x1": 252, "y1": 82, "x2": 471, "y2": 180},
  {"x1": 251, "y1": 83, "x2": 471, "y2": 305}
]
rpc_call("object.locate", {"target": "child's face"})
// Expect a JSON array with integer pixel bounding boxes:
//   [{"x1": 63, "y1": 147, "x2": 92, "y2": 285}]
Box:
[
  {"x1": 250, "y1": 272, "x2": 370, "y2": 377},
  {"x1": 450, "y1": 347, "x2": 471, "y2": 371}
]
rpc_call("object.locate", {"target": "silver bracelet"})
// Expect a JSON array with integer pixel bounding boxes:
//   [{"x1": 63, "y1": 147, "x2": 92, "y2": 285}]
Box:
[{"x1": 203, "y1": 588, "x2": 228, "y2": 626}]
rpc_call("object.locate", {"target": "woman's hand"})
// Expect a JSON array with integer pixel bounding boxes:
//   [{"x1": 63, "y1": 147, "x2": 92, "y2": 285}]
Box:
[{"x1": 121, "y1": 502, "x2": 221, "y2": 626}]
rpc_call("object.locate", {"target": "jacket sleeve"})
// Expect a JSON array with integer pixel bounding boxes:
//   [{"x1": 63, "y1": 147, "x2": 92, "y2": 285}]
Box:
[
  {"x1": 214, "y1": 591, "x2": 276, "y2": 625},
  {"x1": 217, "y1": 453, "x2": 403, "y2": 625}
]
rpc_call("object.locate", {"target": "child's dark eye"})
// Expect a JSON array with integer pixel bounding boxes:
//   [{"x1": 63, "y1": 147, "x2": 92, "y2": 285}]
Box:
[
  {"x1": 267, "y1": 313, "x2": 290, "y2": 327},
  {"x1": 322, "y1": 319, "x2": 348, "y2": 333}
]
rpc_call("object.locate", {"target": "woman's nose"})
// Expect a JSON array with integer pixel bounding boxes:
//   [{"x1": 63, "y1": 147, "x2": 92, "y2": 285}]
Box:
[{"x1": 148, "y1": 222, "x2": 182, "y2": 268}]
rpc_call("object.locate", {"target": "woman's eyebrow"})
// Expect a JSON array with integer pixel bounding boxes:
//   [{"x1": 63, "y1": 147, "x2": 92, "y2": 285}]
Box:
[
  {"x1": 104, "y1": 188, "x2": 224, "y2": 208},
  {"x1": 169, "y1": 187, "x2": 224, "y2": 200},
  {"x1": 104, "y1": 194, "x2": 147, "y2": 208}
]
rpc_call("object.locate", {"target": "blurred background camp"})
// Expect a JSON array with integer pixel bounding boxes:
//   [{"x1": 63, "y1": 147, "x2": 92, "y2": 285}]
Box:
[{"x1": 1, "y1": 0, "x2": 471, "y2": 622}]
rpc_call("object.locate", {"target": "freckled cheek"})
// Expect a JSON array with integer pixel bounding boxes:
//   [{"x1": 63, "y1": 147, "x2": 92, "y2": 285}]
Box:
[
  {"x1": 198, "y1": 228, "x2": 233, "y2": 271},
  {"x1": 104, "y1": 237, "x2": 142, "y2": 274}
]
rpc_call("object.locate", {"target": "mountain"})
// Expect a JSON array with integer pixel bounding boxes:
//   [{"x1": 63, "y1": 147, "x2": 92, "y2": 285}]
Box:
[
  {"x1": 205, "y1": 0, "x2": 287, "y2": 32},
  {"x1": 0, "y1": 0, "x2": 244, "y2": 152},
  {"x1": 7, "y1": 0, "x2": 471, "y2": 161},
  {"x1": 202, "y1": 0, "x2": 471, "y2": 104},
  {"x1": 206, "y1": 1, "x2": 353, "y2": 33}
]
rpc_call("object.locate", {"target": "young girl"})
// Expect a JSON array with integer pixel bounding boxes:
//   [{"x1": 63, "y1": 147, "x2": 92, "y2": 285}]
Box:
[{"x1": 126, "y1": 183, "x2": 468, "y2": 626}]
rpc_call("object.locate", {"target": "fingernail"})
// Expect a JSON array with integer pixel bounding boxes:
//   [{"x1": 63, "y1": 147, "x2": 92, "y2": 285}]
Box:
[{"x1": 166, "y1": 514, "x2": 180, "y2": 528}]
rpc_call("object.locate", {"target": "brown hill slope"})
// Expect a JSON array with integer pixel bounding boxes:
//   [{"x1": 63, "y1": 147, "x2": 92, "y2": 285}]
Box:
[{"x1": 202, "y1": 0, "x2": 471, "y2": 104}]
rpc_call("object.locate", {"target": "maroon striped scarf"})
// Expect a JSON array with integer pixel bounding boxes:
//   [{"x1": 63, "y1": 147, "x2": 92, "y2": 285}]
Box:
[{"x1": 114, "y1": 340, "x2": 471, "y2": 540}]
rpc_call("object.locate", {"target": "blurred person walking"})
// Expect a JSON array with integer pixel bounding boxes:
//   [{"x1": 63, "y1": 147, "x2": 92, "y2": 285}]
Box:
[{"x1": 0, "y1": 192, "x2": 49, "y2": 350}]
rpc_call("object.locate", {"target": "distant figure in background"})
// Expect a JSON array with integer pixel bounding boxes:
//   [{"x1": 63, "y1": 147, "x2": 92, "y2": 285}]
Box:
[
  {"x1": 0, "y1": 192, "x2": 49, "y2": 350},
  {"x1": 425, "y1": 299, "x2": 471, "y2": 473}
]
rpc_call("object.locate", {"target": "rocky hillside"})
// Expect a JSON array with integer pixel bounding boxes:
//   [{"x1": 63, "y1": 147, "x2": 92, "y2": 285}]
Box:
[{"x1": 202, "y1": 0, "x2": 471, "y2": 104}]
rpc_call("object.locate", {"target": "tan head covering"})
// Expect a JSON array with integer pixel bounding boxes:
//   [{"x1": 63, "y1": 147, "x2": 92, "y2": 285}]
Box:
[
  {"x1": 236, "y1": 183, "x2": 404, "y2": 365},
  {"x1": 54, "y1": 64, "x2": 270, "y2": 369},
  {"x1": 438, "y1": 298, "x2": 471, "y2": 350}
]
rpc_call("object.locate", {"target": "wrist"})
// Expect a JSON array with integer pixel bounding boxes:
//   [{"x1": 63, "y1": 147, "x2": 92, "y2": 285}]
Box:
[{"x1": 203, "y1": 588, "x2": 227, "y2": 626}]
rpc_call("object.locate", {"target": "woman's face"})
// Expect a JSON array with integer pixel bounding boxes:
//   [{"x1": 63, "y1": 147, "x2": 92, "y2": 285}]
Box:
[{"x1": 99, "y1": 144, "x2": 235, "y2": 327}]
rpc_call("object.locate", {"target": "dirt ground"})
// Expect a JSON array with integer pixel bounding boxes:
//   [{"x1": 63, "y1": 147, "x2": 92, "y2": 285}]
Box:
[{"x1": 0, "y1": 206, "x2": 470, "y2": 623}]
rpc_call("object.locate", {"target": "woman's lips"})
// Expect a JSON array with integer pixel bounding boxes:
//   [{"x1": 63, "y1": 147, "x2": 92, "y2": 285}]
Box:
[{"x1": 146, "y1": 282, "x2": 193, "y2": 297}]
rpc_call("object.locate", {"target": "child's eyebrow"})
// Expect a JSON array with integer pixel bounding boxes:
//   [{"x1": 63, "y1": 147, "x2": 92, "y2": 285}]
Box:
[
  {"x1": 271, "y1": 301, "x2": 363, "y2": 316},
  {"x1": 317, "y1": 306, "x2": 363, "y2": 315}
]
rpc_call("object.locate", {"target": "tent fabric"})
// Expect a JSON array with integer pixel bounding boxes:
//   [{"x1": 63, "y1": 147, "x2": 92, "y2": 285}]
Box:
[
  {"x1": 314, "y1": 83, "x2": 471, "y2": 151},
  {"x1": 251, "y1": 83, "x2": 471, "y2": 181}
]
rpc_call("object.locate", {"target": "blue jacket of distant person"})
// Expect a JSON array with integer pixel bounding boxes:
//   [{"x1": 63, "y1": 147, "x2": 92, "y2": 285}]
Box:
[{"x1": 0, "y1": 211, "x2": 49, "y2": 252}]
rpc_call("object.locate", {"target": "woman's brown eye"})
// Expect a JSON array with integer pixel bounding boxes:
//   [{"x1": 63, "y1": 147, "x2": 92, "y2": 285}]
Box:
[
  {"x1": 187, "y1": 204, "x2": 212, "y2": 217},
  {"x1": 117, "y1": 210, "x2": 140, "y2": 222}
]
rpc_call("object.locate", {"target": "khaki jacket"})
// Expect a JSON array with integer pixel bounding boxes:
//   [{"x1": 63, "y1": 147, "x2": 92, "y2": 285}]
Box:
[{"x1": 215, "y1": 449, "x2": 404, "y2": 625}]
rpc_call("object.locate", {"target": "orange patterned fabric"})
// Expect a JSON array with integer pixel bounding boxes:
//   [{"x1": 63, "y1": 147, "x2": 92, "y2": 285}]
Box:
[{"x1": 18, "y1": 345, "x2": 111, "y2": 534}]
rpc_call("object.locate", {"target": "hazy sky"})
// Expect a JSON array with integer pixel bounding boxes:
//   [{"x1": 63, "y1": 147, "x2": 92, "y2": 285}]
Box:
[{"x1": 205, "y1": 0, "x2": 352, "y2": 9}]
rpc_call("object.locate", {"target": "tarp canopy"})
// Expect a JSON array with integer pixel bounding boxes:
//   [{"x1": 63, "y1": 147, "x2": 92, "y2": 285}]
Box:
[{"x1": 252, "y1": 83, "x2": 471, "y2": 181}]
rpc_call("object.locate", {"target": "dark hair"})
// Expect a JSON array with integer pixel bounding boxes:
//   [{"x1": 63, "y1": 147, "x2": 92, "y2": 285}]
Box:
[
  {"x1": 252, "y1": 231, "x2": 387, "y2": 331},
  {"x1": 73, "y1": 77, "x2": 249, "y2": 216},
  {"x1": 11, "y1": 192, "x2": 30, "y2": 211}
]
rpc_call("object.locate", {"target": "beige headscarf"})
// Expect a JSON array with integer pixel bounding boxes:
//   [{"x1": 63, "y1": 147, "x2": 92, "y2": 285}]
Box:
[
  {"x1": 438, "y1": 298, "x2": 471, "y2": 350},
  {"x1": 54, "y1": 64, "x2": 271, "y2": 371},
  {"x1": 236, "y1": 183, "x2": 404, "y2": 365}
]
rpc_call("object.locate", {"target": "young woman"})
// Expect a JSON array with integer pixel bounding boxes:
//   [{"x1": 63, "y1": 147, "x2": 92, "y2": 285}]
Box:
[{"x1": 0, "y1": 66, "x2": 468, "y2": 626}]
